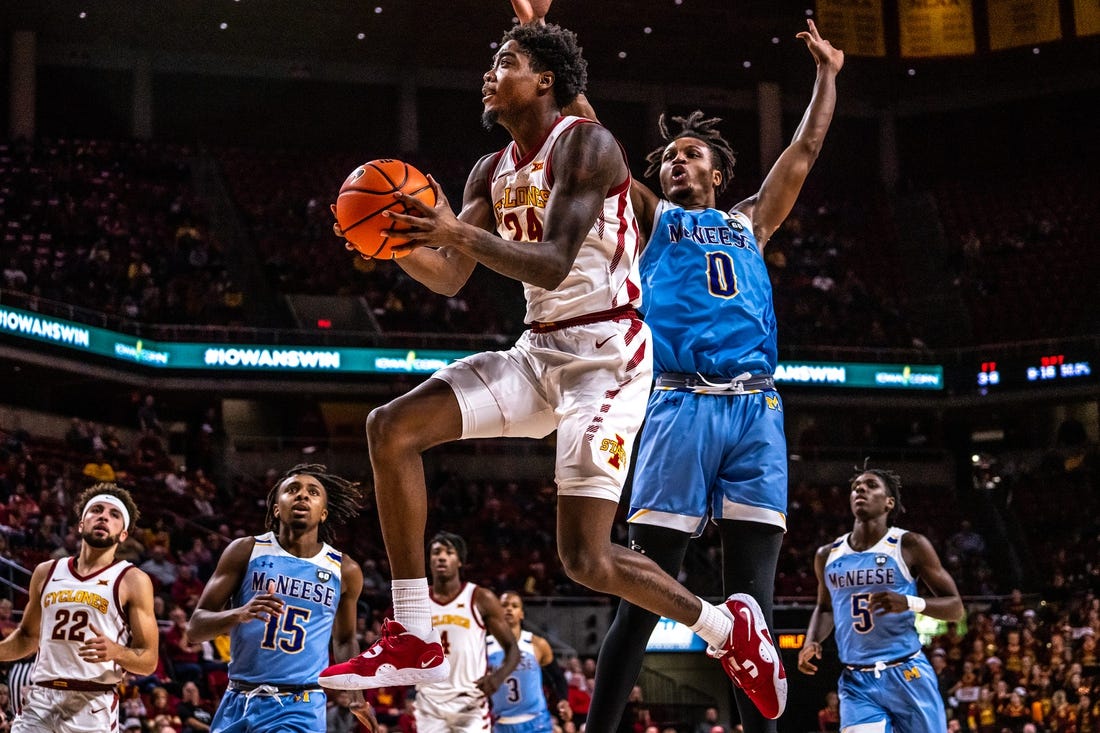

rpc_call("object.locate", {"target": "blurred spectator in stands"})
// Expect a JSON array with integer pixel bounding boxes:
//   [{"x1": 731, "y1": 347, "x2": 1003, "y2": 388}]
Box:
[
  {"x1": 0, "y1": 682, "x2": 12, "y2": 732},
  {"x1": 143, "y1": 515, "x2": 172, "y2": 551},
  {"x1": 137, "y1": 394, "x2": 164, "y2": 435},
  {"x1": 171, "y1": 563, "x2": 205, "y2": 612},
  {"x1": 948, "y1": 520, "x2": 986, "y2": 562},
  {"x1": 814, "y1": 691, "x2": 840, "y2": 732},
  {"x1": 180, "y1": 536, "x2": 215, "y2": 579},
  {"x1": 140, "y1": 544, "x2": 179, "y2": 588},
  {"x1": 997, "y1": 687, "x2": 1030, "y2": 732},
  {"x1": 326, "y1": 690, "x2": 362, "y2": 733},
  {"x1": 166, "y1": 464, "x2": 190, "y2": 495},
  {"x1": 29, "y1": 513, "x2": 62, "y2": 552},
  {"x1": 1050, "y1": 689, "x2": 1076, "y2": 731},
  {"x1": 191, "y1": 476, "x2": 216, "y2": 518},
  {"x1": 177, "y1": 680, "x2": 214, "y2": 733},
  {"x1": 146, "y1": 686, "x2": 181, "y2": 730},
  {"x1": 134, "y1": 427, "x2": 173, "y2": 474},
  {"x1": 694, "y1": 706, "x2": 725, "y2": 733},
  {"x1": 81, "y1": 449, "x2": 116, "y2": 483},
  {"x1": 6, "y1": 482, "x2": 40, "y2": 531},
  {"x1": 395, "y1": 695, "x2": 417, "y2": 733},
  {"x1": 0, "y1": 599, "x2": 18, "y2": 638},
  {"x1": 64, "y1": 418, "x2": 92, "y2": 453},
  {"x1": 164, "y1": 604, "x2": 203, "y2": 686},
  {"x1": 50, "y1": 528, "x2": 80, "y2": 560}
]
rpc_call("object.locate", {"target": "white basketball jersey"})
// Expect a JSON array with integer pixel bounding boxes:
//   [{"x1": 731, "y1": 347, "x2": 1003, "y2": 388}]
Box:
[
  {"x1": 33, "y1": 557, "x2": 134, "y2": 685},
  {"x1": 420, "y1": 582, "x2": 486, "y2": 702},
  {"x1": 488, "y1": 115, "x2": 643, "y2": 324}
]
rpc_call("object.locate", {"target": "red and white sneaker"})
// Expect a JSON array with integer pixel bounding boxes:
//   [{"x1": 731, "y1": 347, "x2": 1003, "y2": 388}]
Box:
[
  {"x1": 707, "y1": 593, "x2": 787, "y2": 719},
  {"x1": 319, "y1": 619, "x2": 450, "y2": 689}
]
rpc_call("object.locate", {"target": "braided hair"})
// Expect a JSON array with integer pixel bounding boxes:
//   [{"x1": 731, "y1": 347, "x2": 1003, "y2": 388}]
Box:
[
  {"x1": 644, "y1": 110, "x2": 738, "y2": 194},
  {"x1": 852, "y1": 460, "x2": 905, "y2": 525},
  {"x1": 266, "y1": 463, "x2": 362, "y2": 544}
]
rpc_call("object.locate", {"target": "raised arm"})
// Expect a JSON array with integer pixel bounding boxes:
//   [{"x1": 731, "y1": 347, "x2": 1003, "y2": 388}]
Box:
[
  {"x1": 0, "y1": 561, "x2": 48, "y2": 662},
  {"x1": 797, "y1": 544, "x2": 835, "y2": 675},
  {"x1": 476, "y1": 588, "x2": 520, "y2": 697},
  {"x1": 868, "y1": 532, "x2": 965, "y2": 622},
  {"x1": 388, "y1": 122, "x2": 626, "y2": 291},
  {"x1": 734, "y1": 19, "x2": 844, "y2": 250},
  {"x1": 187, "y1": 537, "x2": 284, "y2": 642}
]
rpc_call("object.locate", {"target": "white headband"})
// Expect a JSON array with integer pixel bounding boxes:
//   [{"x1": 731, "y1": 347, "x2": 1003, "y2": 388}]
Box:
[{"x1": 83, "y1": 494, "x2": 131, "y2": 530}]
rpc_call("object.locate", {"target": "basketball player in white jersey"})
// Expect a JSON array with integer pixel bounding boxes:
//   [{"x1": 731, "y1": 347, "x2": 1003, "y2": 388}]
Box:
[
  {"x1": 322, "y1": 20, "x2": 780, "y2": 702},
  {"x1": 414, "y1": 533, "x2": 519, "y2": 733},
  {"x1": 0, "y1": 483, "x2": 158, "y2": 733}
]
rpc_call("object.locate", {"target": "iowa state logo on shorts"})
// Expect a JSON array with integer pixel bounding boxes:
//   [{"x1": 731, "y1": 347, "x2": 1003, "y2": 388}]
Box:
[{"x1": 600, "y1": 434, "x2": 627, "y2": 470}]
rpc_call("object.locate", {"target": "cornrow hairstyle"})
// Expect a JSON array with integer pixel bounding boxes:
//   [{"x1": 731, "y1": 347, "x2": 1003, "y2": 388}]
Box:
[
  {"x1": 429, "y1": 531, "x2": 468, "y2": 565},
  {"x1": 77, "y1": 482, "x2": 140, "y2": 532},
  {"x1": 852, "y1": 459, "x2": 906, "y2": 525},
  {"x1": 502, "y1": 22, "x2": 588, "y2": 109},
  {"x1": 644, "y1": 110, "x2": 738, "y2": 194},
  {"x1": 266, "y1": 463, "x2": 363, "y2": 544}
]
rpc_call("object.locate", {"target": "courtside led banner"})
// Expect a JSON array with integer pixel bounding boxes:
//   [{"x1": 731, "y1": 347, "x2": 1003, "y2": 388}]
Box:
[
  {"x1": 774, "y1": 361, "x2": 943, "y2": 390},
  {"x1": 1, "y1": 305, "x2": 943, "y2": 388}
]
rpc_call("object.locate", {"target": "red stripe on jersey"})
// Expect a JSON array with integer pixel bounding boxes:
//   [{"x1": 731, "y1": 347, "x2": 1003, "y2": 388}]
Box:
[
  {"x1": 626, "y1": 340, "x2": 648, "y2": 372},
  {"x1": 623, "y1": 316, "x2": 644, "y2": 347}
]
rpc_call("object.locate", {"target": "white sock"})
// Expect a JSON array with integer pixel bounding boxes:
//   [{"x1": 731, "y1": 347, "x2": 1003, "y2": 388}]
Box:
[
  {"x1": 391, "y1": 578, "x2": 432, "y2": 637},
  {"x1": 690, "y1": 597, "x2": 733, "y2": 649}
]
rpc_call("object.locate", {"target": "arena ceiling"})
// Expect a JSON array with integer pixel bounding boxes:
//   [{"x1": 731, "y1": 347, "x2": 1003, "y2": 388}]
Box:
[{"x1": 3, "y1": 1, "x2": 1099, "y2": 105}]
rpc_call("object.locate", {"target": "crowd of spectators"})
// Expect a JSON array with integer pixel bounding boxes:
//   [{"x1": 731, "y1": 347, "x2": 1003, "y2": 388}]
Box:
[
  {"x1": 1, "y1": 411, "x2": 1097, "y2": 731},
  {"x1": 0, "y1": 138, "x2": 243, "y2": 327}
]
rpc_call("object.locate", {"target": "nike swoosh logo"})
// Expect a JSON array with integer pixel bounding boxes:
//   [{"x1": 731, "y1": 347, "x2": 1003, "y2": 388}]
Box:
[
  {"x1": 421, "y1": 656, "x2": 442, "y2": 668},
  {"x1": 90, "y1": 707, "x2": 105, "y2": 715},
  {"x1": 595, "y1": 336, "x2": 613, "y2": 349}
]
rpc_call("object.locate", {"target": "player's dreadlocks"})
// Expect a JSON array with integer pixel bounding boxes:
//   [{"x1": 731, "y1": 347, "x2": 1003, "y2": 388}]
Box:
[
  {"x1": 852, "y1": 459, "x2": 905, "y2": 525},
  {"x1": 502, "y1": 22, "x2": 588, "y2": 108},
  {"x1": 266, "y1": 463, "x2": 362, "y2": 544},
  {"x1": 645, "y1": 110, "x2": 738, "y2": 194}
]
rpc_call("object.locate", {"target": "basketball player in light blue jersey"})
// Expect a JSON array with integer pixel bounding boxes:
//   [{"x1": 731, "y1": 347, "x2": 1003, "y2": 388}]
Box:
[
  {"x1": 509, "y1": 4, "x2": 845, "y2": 726},
  {"x1": 187, "y1": 464, "x2": 371, "y2": 733},
  {"x1": 487, "y1": 592, "x2": 562, "y2": 733},
  {"x1": 798, "y1": 467, "x2": 964, "y2": 732}
]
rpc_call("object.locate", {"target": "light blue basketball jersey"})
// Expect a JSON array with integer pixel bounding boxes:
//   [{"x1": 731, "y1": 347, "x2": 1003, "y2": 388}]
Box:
[
  {"x1": 825, "y1": 527, "x2": 921, "y2": 666},
  {"x1": 487, "y1": 630, "x2": 551, "y2": 723},
  {"x1": 228, "y1": 531, "x2": 343, "y2": 685},
  {"x1": 639, "y1": 201, "x2": 777, "y2": 376}
]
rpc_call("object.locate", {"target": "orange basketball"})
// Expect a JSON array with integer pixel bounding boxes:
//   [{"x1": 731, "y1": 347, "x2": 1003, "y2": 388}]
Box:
[{"x1": 335, "y1": 159, "x2": 436, "y2": 259}]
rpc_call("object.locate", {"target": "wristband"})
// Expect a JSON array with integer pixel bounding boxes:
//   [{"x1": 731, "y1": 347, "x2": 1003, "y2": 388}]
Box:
[{"x1": 906, "y1": 595, "x2": 926, "y2": 614}]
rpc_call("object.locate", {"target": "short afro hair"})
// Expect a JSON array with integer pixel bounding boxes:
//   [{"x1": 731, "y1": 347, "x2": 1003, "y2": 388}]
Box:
[
  {"x1": 501, "y1": 22, "x2": 588, "y2": 109},
  {"x1": 645, "y1": 110, "x2": 738, "y2": 194},
  {"x1": 429, "y1": 531, "x2": 468, "y2": 565},
  {"x1": 851, "y1": 461, "x2": 906, "y2": 525}
]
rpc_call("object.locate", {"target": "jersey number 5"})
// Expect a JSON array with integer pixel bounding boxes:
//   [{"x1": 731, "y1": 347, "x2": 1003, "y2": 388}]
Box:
[
  {"x1": 261, "y1": 605, "x2": 311, "y2": 653},
  {"x1": 851, "y1": 593, "x2": 874, "y2": 634}
]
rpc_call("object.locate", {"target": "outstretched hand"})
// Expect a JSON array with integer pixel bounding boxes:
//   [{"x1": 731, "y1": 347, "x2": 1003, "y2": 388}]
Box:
[
  {"x1": 510, "y1": 0, "x2": 551, "y2": 25},
  {"x1": 797, "y1": 640, "x2": 822, "y2": 675},
  {"x1": 796, "y1": 19, "x2": 844, "y2": 73}
]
